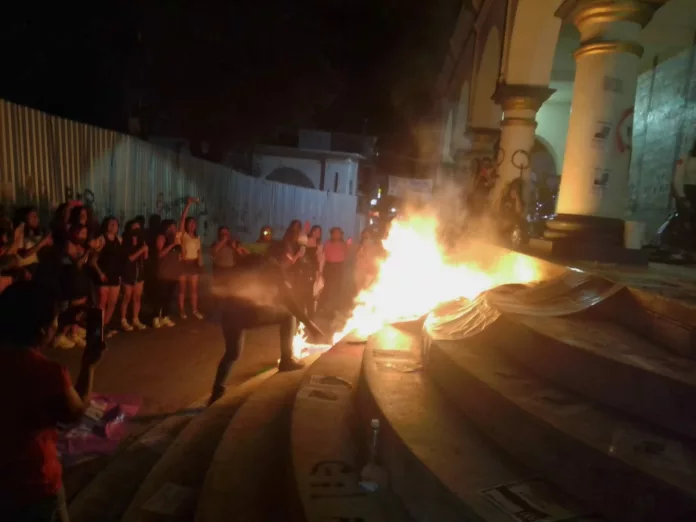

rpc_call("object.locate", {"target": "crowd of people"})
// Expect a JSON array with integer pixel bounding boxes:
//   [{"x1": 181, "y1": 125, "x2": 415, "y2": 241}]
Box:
[
  {"x1": 0, "y1": 194, "x2": 387, "y2": 522},
  {"x1": 0, "y1": 196, "x2": 385, "y2": 349}
]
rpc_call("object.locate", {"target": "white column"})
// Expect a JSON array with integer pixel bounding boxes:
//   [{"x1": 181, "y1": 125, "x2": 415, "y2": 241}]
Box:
[
  {"x1": 491, "y1": 84, "x2": 555, "y2": 208},
  {"x1": 545, "y1": 0, "x2": 667, "y2": 262}
]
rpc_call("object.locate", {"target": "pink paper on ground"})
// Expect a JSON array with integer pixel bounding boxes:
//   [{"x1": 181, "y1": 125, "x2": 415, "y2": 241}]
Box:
[{"x1": 58, "y1": 394, "x2": 141, "y2": 459}]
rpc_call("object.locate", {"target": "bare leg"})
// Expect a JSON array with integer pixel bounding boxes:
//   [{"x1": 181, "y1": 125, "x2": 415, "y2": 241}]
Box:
[
  {"x1": 133, "y1": 281, "x2": 144, "y2": 321},
  {"x1": 178, "y1": 275, "x2": 187, "y2": 315},
  {"x1": 98, "y1": 286, "x2": 109, "y2": 314},
  {"x1": 190, "y1": 274, "x2": 200, "y2": 314},
  {"x1": 105, "y1": 285, "x2": 120, "y2": 325},
  {"x1": 121, "y1": 285, "x2": 133, "y2": 321}
]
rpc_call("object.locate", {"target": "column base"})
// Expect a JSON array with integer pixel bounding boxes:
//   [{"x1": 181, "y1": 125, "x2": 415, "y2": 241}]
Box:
[{"x1": 534, "y1": 214, "x2": 648, "y2": 265}]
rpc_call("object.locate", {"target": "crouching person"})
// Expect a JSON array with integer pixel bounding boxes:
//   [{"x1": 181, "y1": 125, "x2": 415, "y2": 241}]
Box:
[
  {"x1": 209, "y1": 253, "x2": 324, "y2": 405},
  {"x1": 0, "y1": 281, "x2": 105, "y2": 522}
]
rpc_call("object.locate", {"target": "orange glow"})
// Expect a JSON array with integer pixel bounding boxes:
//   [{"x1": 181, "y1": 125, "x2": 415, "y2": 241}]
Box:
[{"x1": 291, "y1": 212, "x2": 541, "y2": 358}]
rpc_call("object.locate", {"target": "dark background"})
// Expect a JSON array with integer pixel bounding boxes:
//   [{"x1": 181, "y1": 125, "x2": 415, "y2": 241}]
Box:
[{"x1": 0, "y1": 1, "x2": 464, "y2": 170}]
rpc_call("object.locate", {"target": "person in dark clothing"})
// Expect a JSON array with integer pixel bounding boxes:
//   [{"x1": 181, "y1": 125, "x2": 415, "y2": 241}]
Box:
[
  {"x1": 209, "y1": 253, "x2": 324, "y2": 404},
  {"x1": 153, "y1": 219, "x2": 181, "y2": 328},
  {"x1": 120, "y1": 220, "x2": 149, "y2": 331},
  {"x1": 144, "y1": 214, "x2": 162, "y2": 313},
  {"x1": 92, "y1": 217, "x2": 122, "y2": 334}
]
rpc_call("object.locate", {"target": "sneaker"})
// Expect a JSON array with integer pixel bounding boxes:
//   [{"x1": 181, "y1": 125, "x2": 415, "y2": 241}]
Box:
[
  {"x1": 278, "y1": 358, "x2": 305, "y2": 372},
  {"x1": 161, "y1": 316, "x2": 176, "y2": 327},
  {"x1": 54, "y1": 334, "x2": 76, "y2": 350},
  {"x1": 106, "y1": 328, "x2": 118, "y2": 339},
  {"x1": 192, "y1": 310, "x2": 204, "y2": 320},
  {"x1": 132, "y1": 318, "x2": 147, "y2": 330},
  {"x1": 121, "y1": 319, "x2": 134, "y2": 332},
  {"x1": 153, "y1": 317, "x2": 162, "y2": 329},
  {"x1": 180, "y1": 311, "x2": 188, "y2": 320}
]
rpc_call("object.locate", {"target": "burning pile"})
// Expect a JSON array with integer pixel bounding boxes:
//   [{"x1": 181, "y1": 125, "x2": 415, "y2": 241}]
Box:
[{"x1": 292, "y1": 213, "x2": 541, "y2": 359}]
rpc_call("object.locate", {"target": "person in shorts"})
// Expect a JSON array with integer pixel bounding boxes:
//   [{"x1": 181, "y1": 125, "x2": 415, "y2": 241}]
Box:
[{"x1": 177, "y1": 197, "x2": 203, "y2": 319}]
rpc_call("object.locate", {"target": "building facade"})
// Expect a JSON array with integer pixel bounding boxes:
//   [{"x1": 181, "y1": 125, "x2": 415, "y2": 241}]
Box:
[{"x1": 435, "y1": 0, "x2": 696, "y2": 261}]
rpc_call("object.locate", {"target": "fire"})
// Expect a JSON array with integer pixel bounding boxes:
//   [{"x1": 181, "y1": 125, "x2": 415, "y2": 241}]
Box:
[{"x1": 291, "y1": 213, "x2": 540, "y2": 357}]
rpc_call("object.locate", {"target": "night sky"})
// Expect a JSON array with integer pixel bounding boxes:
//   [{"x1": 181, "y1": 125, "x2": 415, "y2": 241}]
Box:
[{"x1": 0, "y1": 1, "x2": 462, "y2": 155}]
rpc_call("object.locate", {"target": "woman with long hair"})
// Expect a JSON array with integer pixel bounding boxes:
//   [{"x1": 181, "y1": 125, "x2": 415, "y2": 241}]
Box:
[
  {"x1": 178, "y1": 197, "x2": 203, "y2": 319},
  {"x1": 153, "y1": 219, "x2": 181, "y2": 328},
  {"x1": 92, "y1": 217, "x2": 122, "y2": 336},
  {"x1": 120, "y1": 220, "x2": 149, "y2": 331}
]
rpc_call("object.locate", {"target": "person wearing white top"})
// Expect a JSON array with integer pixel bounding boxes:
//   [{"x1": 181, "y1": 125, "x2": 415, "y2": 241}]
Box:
[{"x1": 178, "y1": 197, "x2": 204, "y2": 319}]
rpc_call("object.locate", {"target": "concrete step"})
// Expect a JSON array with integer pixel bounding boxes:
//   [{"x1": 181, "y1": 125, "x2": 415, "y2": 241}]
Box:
[
  {"x1": 68, "y1": 396, "x2": 208, "y2": 522},
  {"x1": 427, "y1": 333, "x2": 696, "y2": 522},
  {"x1": 497, "y1": 313, "x2": 696, "y2": 440},
  {"x1": 196, "y1": 355, "x2": 320, "y2": 522},
  {"x1": 291, "y1": 340, "x2": 413, "y2": 522},
  {"x1": 362, "y1": 326, "x2": 595, "y2": 522},
  {"x1": 119, "y1": 369, "x2": 276, "y2": 522}
]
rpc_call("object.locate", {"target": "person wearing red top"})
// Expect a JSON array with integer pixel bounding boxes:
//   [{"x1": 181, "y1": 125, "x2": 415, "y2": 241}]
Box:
[
  {"x1": 319, "y1": 227, "x2": 348, "y2": 314},
  {"x1": 0, "y1": 281, "x2": 104, "y2": 521}
]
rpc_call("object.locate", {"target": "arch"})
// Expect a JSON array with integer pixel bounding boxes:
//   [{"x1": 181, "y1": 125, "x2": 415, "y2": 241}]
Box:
[
  {"x1": 503, "y1": 0, "x2": 562, "y2": 85},
  {"x1": 471, "y1": 27, "x2": 502, "y2": 129},
  {"x1": 453, "y1": 81, "x2": 470, "y2": 151},
  {"x1": 265, "y1": 167, "x2": 315, "y2": 189},
  {"x1": 530, "y1": 136, "x2": 558, "y2": 181}
]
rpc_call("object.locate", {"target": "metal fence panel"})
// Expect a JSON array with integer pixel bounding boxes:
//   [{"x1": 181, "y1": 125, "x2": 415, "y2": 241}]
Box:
[{"x1": 0, "y1": 99, "x2": 358, "y2": 242}]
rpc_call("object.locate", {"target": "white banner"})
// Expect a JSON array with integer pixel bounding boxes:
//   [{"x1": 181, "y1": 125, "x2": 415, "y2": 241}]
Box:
[{"x1": 387, "y1": 176, "x2": 433, "y2": 198}]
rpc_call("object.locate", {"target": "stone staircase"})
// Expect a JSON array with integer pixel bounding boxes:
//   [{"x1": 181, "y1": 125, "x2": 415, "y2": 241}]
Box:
[{"x1": 65, "y1": 254, "x2": 696, "y2": 522}]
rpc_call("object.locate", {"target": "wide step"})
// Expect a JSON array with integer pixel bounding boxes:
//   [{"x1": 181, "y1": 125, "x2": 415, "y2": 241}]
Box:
[
  {"x1": 197, "y1": 356, "x2": 319, "y2": 522},
  {"x1": 292, "y1": 341, "x2": 412, "y2": 522},
  {"x1": 119, "y1": 370, "x2": 275, "y2": 522},
  {"x1": 427, "y1": 334, "x2": 696, "y2": 522},
  {"x1": 498, "y1": 313, "x2": 696, "y2": 439},
  {"x1": 362, "y1": 327, "x2": 593, "y2": 522}
]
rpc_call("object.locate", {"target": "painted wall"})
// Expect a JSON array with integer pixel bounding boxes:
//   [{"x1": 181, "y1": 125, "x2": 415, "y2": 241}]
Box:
[
  {"x1": 0, "y1": 99, "x2": 359, "y2": 243},
  {"x1": 325, "y1": 159, "x2": 358, "y2": 195}
]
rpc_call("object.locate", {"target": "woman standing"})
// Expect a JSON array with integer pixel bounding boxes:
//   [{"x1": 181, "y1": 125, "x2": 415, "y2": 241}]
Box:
[
  {"x1": 319, "y1": 227, "x2": 348, "y2": 314},
  {"x1": 153, "y1": 220, "x2": 181, "y2": 328},
  {"x1": 297, "y1": 225, "x2": 323, "y2": 318},
  {"x1": 120, "y1": 220, "x2": 149, "y2": 331},
  {"x1": 92, "y1": 217, "x2": 122, "y2": 336},
  {"x1": 55, "y1": 225, "x2": 94, "y2": 349},
  {"x1": 178, "y1": 197, "x2": 203, "y2": 319}
]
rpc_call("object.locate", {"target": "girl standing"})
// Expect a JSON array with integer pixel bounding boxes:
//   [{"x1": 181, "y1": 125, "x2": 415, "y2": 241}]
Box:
[
  {"x1": 153, "y1": 220, "x2": 181, "y2": 328},
  {"x1": 320, "y1": 227, "x2": 348, "y2": 314},
  {"x1": 178, "y1": 198, "x2": 203, "y2": 319},
  {"x1": 92, "y1": 217, "x2": 122, "y2": 336},
  {"x1": 121, "y1": 220, "x2": 149, "y2": 331}
]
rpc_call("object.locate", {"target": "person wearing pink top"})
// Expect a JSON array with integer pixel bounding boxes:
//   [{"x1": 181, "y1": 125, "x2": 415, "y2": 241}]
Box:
[{"x1": 319, "y1": 227, "x2": 348, "y2": 314}]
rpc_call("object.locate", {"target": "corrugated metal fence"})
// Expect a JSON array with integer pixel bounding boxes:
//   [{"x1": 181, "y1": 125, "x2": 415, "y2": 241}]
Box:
[{"x1": 0, "y1": 99, "x2": 358, "y2": 242}]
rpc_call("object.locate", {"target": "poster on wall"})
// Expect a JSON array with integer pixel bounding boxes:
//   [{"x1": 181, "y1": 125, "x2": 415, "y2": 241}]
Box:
[
  {"x1": 591, "y1": 121, "x2": 613, "y2": 151},
  {"x1": 592, "y1": 168, "x2": 610, "y2": 197}
]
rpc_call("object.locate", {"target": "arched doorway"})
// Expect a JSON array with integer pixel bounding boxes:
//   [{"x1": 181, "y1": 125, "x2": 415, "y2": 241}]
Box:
[{"x1": 266, "y1": 167, "x2": 315, "y2": 189}]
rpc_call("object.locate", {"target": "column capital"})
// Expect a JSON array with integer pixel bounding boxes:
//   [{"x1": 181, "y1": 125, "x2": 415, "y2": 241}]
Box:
[
  {"x1": 492, "y1": 83, "x2": 556, "y2": 113},
  {"x1": 556, "y1": 0, "x2": 668, "y2": 30}
]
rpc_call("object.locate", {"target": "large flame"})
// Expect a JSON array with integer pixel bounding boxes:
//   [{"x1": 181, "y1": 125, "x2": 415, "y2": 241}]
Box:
[{"x1": 292, "y1": 213, "x2": 540, "y2": 358}]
